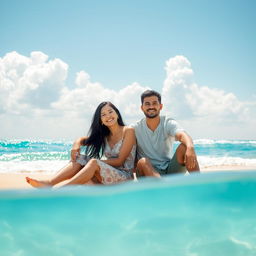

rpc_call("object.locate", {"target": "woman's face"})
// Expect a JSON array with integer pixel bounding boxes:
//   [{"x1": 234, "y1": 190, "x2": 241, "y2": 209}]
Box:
[{"x1": 100, "y1": 104, "x2": 119, "y2": 127}]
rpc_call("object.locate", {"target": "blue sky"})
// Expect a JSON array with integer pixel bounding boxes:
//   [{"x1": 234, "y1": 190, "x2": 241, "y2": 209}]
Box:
[{"x1": 0, "y1": 0, "x2": 256, "y2": 139}]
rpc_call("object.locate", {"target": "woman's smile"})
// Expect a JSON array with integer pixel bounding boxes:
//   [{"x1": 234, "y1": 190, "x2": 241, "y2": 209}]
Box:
[{"x1": 101, "y1": 105, "x2": 118, "y2": 126}]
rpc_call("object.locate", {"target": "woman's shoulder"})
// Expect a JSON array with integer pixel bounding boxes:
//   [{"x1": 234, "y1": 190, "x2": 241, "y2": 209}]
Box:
[
  {"x1": 123, "y1": 126, "x2": 135, "y2": 137},
  {"x1": 123, "y1": 126, "x2": 135, "y2": 133}
]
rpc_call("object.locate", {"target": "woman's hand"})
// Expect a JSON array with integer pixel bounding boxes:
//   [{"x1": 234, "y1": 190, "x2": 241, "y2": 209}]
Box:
[
  {"x1": 70, "y1": 148, "x2": 80, "y2": 162},
  {"x1": 70, "y1": 136, "x2": 87, "y2": 162}
]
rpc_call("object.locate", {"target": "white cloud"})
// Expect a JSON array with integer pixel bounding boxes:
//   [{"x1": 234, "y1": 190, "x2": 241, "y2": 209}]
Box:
[
  {"x1": 52, "y1": 72, "x2": 146, "y2": 124},
  {"x1": 0, "y1": 51, "x2": 68, "y2": 115},
  {"x1": 162, "y1": 55, "x2": 194, "y2": 118},
  {"x1": 162, "y1": 55, "x2": 253, "y2": 123},
  {"x1": 0, "y1": 51, "x2": 255, "y2": 139},
  {"x1": 52, "y1": 71, "x2": 117, "y2": 116},
  {"x1": 75, "y1": 71, "x2": 90, "y2": 87},
  {"x1": 186, "y1": 84, "x2": 246, "y2": 119}
]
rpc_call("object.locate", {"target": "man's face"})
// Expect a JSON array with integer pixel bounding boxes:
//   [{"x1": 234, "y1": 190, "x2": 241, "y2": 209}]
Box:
[{"x1": 141, "y1": 96, "x2": 163, "y2": 118}]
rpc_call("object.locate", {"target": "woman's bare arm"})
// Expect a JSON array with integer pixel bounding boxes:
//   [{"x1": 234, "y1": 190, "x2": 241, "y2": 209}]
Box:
[
  {"x1": 71, "y1": 136, "x2": 88, "y2": 161},
  {"x1": 103, "y1": 127, "x2": 136, "y2": 167}
]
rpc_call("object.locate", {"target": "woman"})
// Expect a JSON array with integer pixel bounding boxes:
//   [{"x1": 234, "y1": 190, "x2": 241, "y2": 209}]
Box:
[{"x1": 26, "y1": 102, "x2": 136, "y2": 187}]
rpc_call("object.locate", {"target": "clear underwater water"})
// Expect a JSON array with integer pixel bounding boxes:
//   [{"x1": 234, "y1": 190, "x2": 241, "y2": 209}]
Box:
[{"x1": 1, "y1": 171, "x2": 256, "y2": 256}]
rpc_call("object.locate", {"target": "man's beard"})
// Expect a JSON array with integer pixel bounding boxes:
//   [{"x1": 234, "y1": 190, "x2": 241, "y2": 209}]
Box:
[{"x1": 143, "y1": 109, "x2": 159, "y2": 118}]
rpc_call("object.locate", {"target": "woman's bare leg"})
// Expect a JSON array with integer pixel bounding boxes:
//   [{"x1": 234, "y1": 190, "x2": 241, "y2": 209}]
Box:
[
  {"x1": 26, "y1": 161, "x2": 83, "y2": 188},
  {"x1": 63, "y1": 159, "x2": 101, "y2": 186}
]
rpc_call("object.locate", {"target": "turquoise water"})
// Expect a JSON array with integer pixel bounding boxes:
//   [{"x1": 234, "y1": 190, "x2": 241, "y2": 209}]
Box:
[
  {"x1": 1, "y1": 139, "x2": 256, "y2": 160},
  {"x1": 1, "y1": 171, "x2": 256, "y2": 256},
  {"x1": 1, "y1": 139, "x2": 256, "y2": 173}
]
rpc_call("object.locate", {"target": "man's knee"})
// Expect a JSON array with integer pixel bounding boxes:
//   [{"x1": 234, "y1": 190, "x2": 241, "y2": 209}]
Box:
[
  {"x1": 175, "y1": 143, "x2": 186, "y2": 165},
  {"x1": 137, "y1": 158, "x2": 151, "y2": 169},
  {"x1": 137, "y1": 158, "x2": 160, "y2": 177},
  {"x1": 174, "y1": 143, "x2": 200, "y2": 172}
]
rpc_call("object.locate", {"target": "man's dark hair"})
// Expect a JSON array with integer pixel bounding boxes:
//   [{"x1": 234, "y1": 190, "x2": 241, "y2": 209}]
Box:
[{"x1": 141, "y1": 90, "x2": 161, "y2": 104}]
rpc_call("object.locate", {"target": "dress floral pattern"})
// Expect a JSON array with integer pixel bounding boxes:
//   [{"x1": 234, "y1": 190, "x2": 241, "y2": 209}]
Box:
[
  {"x1": 97, "y1": 139, "x2": 136, "y2": 184},
  {"x1": 76, "y1": 139, "x2": 136, "y2": 185}
]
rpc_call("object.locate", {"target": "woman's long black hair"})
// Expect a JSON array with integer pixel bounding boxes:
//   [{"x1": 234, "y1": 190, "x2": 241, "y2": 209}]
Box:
[{"x1": 84, "y1": 102, "x2": 125, "y2": 158}]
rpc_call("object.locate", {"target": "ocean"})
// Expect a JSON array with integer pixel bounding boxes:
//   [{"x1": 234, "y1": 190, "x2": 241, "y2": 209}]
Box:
[
  {"x1": 1, "y1": 139, "x2": 256, "y2": 256},
  {"x1": 0, "y1": 172, "x2": 256, "y2": 255},
  {"x1": 0, "y1": 139, "x2": 256, "y2": 174}
]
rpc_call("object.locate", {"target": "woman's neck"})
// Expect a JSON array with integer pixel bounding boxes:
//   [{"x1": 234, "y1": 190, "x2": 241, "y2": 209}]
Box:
[{"x1": 108, "y1": 123, "x2": 123, "y2": 136}]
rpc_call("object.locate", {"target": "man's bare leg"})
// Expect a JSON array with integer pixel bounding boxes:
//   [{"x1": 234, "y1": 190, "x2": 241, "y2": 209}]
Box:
[
  {"x1": 175, "y1": 144, "x2": 200, "y2": 172},
  {"x1": 136, "y1": 158, "x2": 161, "y2": 177}
]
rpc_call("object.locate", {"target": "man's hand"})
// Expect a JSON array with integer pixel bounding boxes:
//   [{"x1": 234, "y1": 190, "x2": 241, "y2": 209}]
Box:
[
  {"x1": 184, "y1": 146, "x2": 197, "y2": 169},
  {"x1": 175, "y1": 131, "x2": 200, "y2": 172}
]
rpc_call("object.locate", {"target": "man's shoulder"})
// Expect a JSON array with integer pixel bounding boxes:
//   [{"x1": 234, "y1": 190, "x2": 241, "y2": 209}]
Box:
[
  {"x1": 160, "y1": 115, "x2": 185, "y2": 136},
  {"x1": 130, "y1": 118, "x2": 145, "y2": 128},
  {"x1": 160, "y1": 115, "x2": 176, "y2": 125}
]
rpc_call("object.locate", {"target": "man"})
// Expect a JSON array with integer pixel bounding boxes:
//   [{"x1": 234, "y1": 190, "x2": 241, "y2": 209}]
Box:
[{"x1": 133, "y1": 90, "x2": 200, "y2": 177}]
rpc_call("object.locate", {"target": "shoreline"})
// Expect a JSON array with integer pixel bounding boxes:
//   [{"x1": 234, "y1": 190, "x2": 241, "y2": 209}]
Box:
[{"x1": 0, "y1": 165, "x2": 256, "y2": 190}]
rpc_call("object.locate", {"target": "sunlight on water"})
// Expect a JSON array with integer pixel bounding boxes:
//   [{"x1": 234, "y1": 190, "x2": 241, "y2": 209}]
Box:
[
  {"x1": 0, "y1": 171, "x2": 256, "y2": 256},
  {"x1": 1, "y1": 139, "x2": 256, "y2": 173}
]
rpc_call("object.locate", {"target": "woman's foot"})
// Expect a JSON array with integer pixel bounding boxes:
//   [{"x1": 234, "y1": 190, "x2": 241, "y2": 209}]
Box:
[{"x1": 26, "y1": 177, "x2": 51, "y2": 188}]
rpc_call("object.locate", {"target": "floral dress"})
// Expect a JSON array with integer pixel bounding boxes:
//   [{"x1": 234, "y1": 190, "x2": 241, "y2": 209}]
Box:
[{"x1": 76, "y1": 139, "x2": 136, "y2": 185}]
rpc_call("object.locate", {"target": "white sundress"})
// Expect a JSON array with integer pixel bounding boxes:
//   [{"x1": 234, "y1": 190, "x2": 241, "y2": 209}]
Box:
[{"x1": 76, "y1": 139, "x2": 136, "y2": 185}]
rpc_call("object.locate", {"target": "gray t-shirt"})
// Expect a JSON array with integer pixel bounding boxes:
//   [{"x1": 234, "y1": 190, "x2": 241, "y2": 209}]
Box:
[{"x1": 132, "y1": 116, "x2": 184, "y2": 170}]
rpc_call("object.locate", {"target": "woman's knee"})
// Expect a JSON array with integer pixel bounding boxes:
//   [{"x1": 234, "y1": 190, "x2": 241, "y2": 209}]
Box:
[{"x1": 87, "y1": 159, "x2": 99, "y2": 168}]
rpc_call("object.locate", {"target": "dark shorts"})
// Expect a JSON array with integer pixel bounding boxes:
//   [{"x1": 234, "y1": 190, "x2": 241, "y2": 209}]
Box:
[{"x1": 137, "y1": 150, "x2": 187, "y2": 177}]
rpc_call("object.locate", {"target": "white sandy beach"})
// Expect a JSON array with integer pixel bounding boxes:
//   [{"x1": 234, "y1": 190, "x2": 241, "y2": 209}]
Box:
[{"x1": 1, "y1": 165, "x2": 256, "y2": 190}]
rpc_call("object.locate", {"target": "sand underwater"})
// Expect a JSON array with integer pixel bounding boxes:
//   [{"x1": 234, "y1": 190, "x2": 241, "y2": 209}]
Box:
[{"x1": 0, "y1": 171, "x2": 256, "y2": 256}]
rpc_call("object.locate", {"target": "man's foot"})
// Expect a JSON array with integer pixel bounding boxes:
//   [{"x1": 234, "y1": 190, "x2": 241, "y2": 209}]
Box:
[{"x1": 26, "y1": 177, "x2": 51, "y2": 188}]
